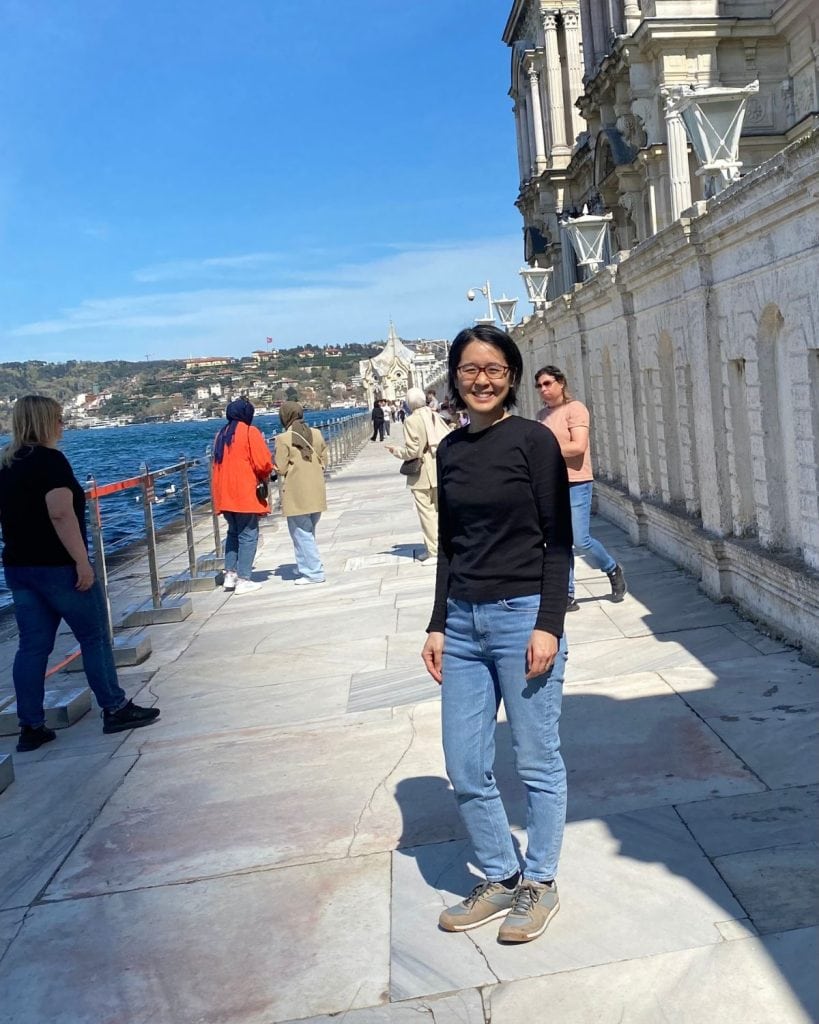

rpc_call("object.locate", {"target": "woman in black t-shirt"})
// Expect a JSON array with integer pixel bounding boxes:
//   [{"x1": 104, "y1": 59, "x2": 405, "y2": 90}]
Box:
[
  {"x1": 0, "y1": 396, "x2": 159, "y2": 753},
  {"x1": 421, "y1": 326, "x2": 572, "y2": 945}
]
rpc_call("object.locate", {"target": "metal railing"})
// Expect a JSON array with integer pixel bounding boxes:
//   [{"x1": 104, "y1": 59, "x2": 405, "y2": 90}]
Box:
[{"x1": 0, "y1": 412, "x2": 370, "y2": 660}]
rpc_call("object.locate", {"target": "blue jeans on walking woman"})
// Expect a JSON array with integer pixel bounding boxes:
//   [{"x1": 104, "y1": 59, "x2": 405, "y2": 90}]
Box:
[
  {"x1": 287, "y1": 513, "x2": 325, "y2": 581},
  {"x1": 441, "y1": 595, "x2": 568, "y2": 883},
  {"x1": 5, "y1": 564, "x2": 126, "y2": 728},
  {"x1": 223, "y1": 511, "x2": 260, "y2": 579},
  {"x1": 568, "y1": 481, "x2": 616, "y2": 598}
]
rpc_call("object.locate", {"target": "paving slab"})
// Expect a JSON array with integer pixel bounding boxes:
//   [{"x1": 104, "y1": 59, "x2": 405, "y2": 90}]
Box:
[
  {"x1": 675, "y1": 785, "x2": 819, "y2": 857},
  {"x1": 713, "y1": 842, "x2": 819, "y2": 933},
  {"x1": 130, "y1": 673, "x2": 355, "y2": 740},
  {"x1": 486, "y1": 927, "x2": 817, "y2": 1024},
  {"x1": 704, "y1": 705, "x2": 819, "y2": 788},
  {"x1": 583, "y1": 570, "x2": 743, "y2": 636},
  {"x1": 658, "y1": 653, "x2": 819, "y2": 716},
  {"x1": 0, "y1": 854, "x2": 391, "y2": 1024},
  {"x1": 176, "y1": 636, "x2": 388, "y2": 682},
  {"x1": 392, "y1": 807, "x2": 751, "y2": 1001},
  {"x1": 0, "y1": 751, "x2": 137, "y2": 910},
  {"x1": 348, "y1": 666, "x2": 439, "y2": 713},
  {"x1": 281, "y1": 989, "x2": 486, "y2": 1024},
  {"x1": 559, "y1": 672, "x2": 764, "y2": 819},
  {"x1": 0, "y1": 908, "x2": 25, "y2": 960},
  {"x1": 46, "y1": 703, "x2": 450, "y2": 898},
  {"x1": 566, "y1": 625, "x2": 761, "y2": 682}
]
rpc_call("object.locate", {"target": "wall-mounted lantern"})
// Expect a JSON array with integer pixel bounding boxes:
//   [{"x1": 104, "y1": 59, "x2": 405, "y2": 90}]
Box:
[
  {"x1": 667, "y1": 80, "x2": 759, "y2": 193},
  {"x1": 519, "y1": 265, "x2": 553, "y2": 313},
  {"x1": 560, "y1": 206, "x2": 613, "y2": 273},
  {"x1": 493, "y1": 295, "x2": 519, "y2": 329}
]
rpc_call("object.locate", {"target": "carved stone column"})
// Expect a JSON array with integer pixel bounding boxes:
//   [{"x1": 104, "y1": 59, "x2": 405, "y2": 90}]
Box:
[
  {"x1": 519, "y1": 94, "x2": 534, "y2": 177},
  {"x1": 527, "y1": 62, "x2": 549, "y2": 173},
  {"x1": 639, "y1": 146, "x2": 669, "y2": 233},
  {"x1": 623, "y1": 0, "x2": 641, "y2": 34},
  {"x1": 664, "y1": 96, "x2": 693, "y2": 220},
  {"x1": 541, "y1": 12, "x2": 569, "y2": 157},
  {"x1": 562, "y1": 9, "x2": 585, "y2": 144},
  {"x1": 512, "y1": 103, "x2": 528, "y2": 183}
]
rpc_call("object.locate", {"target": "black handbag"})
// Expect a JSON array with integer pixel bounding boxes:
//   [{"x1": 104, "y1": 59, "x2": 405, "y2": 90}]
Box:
[
  {"x1": 256, "y1": 479, "x2": 269, "y2": 501},
  {"x1": 399, "y1": 458, "x2": 422, "y2": 476}
]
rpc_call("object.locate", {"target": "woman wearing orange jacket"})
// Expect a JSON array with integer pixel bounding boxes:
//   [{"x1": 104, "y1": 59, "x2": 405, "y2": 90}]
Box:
[{"x1": 211, "y1": 398, "x2": 273, "y2": 596}]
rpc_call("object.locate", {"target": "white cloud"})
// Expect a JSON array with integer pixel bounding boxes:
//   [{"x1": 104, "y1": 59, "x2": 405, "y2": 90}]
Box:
[
  {"x1": 132, "y1": 251, "x2": 288, "y2": 283},
  {"x1": 7, "y1": 237, "x2": 527, "y2": 358}
]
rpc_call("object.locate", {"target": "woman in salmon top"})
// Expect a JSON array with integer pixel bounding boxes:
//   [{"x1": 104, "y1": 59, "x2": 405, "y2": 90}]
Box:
[
  {"x1": 211, "y1": 397, "x2": 273, "y2": 596},
  {"x1": 535, "y1": 365, "x2": 626, "y2": 610}
]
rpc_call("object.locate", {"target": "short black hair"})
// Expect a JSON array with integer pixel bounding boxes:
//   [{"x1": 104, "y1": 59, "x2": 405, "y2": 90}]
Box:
[{"x1": 447, "y1": 324, "x2": 523, "y2": 411}]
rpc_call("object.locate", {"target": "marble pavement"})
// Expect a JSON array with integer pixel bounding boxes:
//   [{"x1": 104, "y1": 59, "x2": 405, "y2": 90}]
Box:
[{"x1": 0, "y1": 428, "x2": 816, "y2": 1024}]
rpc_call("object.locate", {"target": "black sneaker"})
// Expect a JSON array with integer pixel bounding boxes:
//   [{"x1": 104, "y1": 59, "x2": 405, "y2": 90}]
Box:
[
  {"x1": 16, "y1": 724, "x2": 57, "y2": 752},
  {"x1": 607, "y1": 564, "x2": 627, "y2": 602},
  {"x1": 566, "y1": 597, "x2": 580, "y2": 612},
  {"x1": 103, "y1": 700, "x2": 160, "y2": 734}
]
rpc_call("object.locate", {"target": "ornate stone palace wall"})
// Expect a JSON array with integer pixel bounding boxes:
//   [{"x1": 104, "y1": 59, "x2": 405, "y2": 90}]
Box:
[
  {"x1": 513, "y1": 131, "x2": 819, "y2": 655},
  {"x1": 502, "y1": 0, "x2": 819, "y2": 652}
]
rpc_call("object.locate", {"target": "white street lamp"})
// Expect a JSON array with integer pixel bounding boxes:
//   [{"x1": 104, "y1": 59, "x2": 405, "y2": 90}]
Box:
[
  {"x1": 560, "y1": 206, "x2": 613, "y2": 273},
  {"x1": 466, "y1": 281, "x2": 496, "y2": 325},
  {"x1": 667, "y1": 80, "x2": 759, "y2": 193},
  {"x1": 519, "y1": 265, "x2": 553, "y2": 313},
  {"x1": 493, "y1": 295, "x2": 519, "y2": 329}
]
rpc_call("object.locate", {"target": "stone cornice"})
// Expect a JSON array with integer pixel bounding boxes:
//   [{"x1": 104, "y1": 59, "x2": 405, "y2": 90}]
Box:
[{"x1": 502, "y1": 0, "x2": 530, "y2": 45}]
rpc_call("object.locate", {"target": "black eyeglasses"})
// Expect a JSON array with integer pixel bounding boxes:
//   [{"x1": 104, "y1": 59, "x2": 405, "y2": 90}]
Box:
[{"x1": 456, "y1": 363, "x2": 510, "y2": 381}]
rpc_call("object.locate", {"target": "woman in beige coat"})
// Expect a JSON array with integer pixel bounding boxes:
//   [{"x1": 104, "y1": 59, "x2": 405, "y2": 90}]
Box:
[
  {"x1": 387, "y1": 387, "x2": 451, "y2": 564},
  {"x1": 275, "y1": 402, "x2": 329, "y2": 586}
]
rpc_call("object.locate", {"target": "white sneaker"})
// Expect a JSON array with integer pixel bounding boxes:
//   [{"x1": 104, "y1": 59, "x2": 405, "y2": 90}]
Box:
[
  {"x1": 234, "y1": 578, "x2": 262, "y2": 596},
  {"x1": 293, "y1": 576, "x2": 325, "y2": 586},
  {"x1": 223, "y1": 571, "x2": 238, "y2": 591}
]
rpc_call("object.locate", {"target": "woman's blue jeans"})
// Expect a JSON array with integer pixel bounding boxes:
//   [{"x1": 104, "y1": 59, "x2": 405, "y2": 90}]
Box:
[
  {"x1": 441, "y1": 595, "x2": 569, "y2": 883},
  {"x1": 287, "y1": 513, "x2": 325, "y2": 581},
  {"x1": 223, "y1": 512, "x2": 260, "y2": 579},
  {"x1": 5, "y1": 564, "x2": 126, "y2": 728},
  {"x1": 569, "y1": 481, "x2": 617, "y2": 597}
]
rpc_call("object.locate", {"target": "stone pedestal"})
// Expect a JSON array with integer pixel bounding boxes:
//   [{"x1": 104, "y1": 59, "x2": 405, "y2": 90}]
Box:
[
  {"x1": 162, "y1": 570, "x2": 220, "y2": 596},
  {"x1": 65, "y1": 630, "x2": 152, "y2": 671},
  {"x1": 0, "y1": 685, "x2": 92, "y2": 736},
  {"x1": 119, "y1": 595, "x2": 193, "y2": 629}
]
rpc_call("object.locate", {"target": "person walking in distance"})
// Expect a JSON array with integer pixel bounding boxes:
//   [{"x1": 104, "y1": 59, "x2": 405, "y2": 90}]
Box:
[
  {"x1": 422, "y1": 325, "x2": 572, "y2": 944},
  {"x1": 0, "y1": 395, "x2": 160, "y2": 752},
  {"x1": 275, "y1": 402, "x2": 329, "y2": 586},
  {"x1": 211, "y1": 397, "x2": 274, "y2": 596},
  {"x1": 370, "y1": 399, "x2": 386, "y2": 442},
  {"x1": 386, "y1": 387, "x2": 451, "y2": 564},
  {"x1": 535, "y1": 366, "x2": 626, "y2": 611}
]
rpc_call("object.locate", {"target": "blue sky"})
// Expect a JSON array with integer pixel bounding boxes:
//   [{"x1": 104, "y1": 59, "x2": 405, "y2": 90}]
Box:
[{"x1": 0, "y1": 0, "x2": 527, "y2": 362}]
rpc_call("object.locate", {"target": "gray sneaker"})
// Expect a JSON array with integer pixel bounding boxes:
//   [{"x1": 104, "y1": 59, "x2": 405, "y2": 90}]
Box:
[
  {"x1": 439, "y1": 880, "x2": 517, "y2": 932},
  {"x1": 497, "y1": 880, "x2": 559, "y2": 943}
]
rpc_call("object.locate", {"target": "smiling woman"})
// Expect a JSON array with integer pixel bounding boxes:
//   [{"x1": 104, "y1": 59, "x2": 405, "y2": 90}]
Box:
[{"x1": 421, "y1": 324, "x2": 574, "y2": 944}]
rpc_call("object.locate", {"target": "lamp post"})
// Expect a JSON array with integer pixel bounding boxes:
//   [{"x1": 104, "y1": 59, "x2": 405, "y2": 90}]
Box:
[
  {"x1": 519, "y1": 265, "x2": 553, "y2": 313},
  {"x1": 560, "y1": 206, "x2": 613, "y2": 274},
  {"x1": 467, "y1": 281, "x2": 520, "y2": 329},
  {"x1": 466, "y1": 281, "x2": 496, "y2": 325},
  {"x1": 666, "y1": 80, "x2": 759, "y2": 195}
]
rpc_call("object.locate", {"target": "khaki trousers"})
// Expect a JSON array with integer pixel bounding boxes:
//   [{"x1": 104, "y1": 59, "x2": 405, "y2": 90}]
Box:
[{"x1": 412, "y1": 486, "x2": 439, "y2": 557}]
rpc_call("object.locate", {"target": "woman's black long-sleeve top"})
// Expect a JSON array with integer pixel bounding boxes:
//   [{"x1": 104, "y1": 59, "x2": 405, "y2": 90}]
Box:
[{"x1": 426, "y1": 415, "x2": 572, "y2": 639}]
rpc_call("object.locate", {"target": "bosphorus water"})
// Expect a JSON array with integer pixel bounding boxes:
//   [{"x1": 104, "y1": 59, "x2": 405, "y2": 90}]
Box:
[{"x1": 0, "y1": 409, "x2": 365, "y2": 609}]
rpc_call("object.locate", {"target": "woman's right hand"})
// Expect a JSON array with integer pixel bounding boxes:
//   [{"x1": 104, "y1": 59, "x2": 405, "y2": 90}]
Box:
[
  {"x1": 422, "y1": 631, "x2": 445, "y2": 684},
  {"x1": 75, "y1": 557, "x2": 95, "y2": 591}
]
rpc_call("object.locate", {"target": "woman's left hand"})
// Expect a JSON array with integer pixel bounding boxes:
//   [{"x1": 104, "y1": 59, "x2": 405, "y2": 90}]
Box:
[{"x1": 525, "y1": 629, "x2": 558, "y2": 680}]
